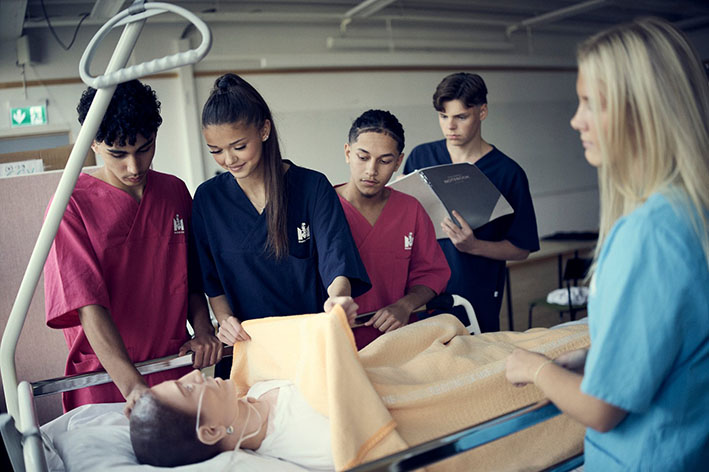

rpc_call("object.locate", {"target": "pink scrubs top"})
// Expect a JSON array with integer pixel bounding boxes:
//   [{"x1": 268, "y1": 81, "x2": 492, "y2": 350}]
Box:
[
  {"x1": 44, "y1": 170, "x2": 193, "y2": 411},
  {"x1": 337, "y1": 189, "x2": 451, "y2": 348}
]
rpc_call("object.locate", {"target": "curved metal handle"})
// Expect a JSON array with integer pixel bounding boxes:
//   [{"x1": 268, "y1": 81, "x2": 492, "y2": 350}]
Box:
[{"x1": 79, "y1": 2, "x2": 211, "y2": 88}]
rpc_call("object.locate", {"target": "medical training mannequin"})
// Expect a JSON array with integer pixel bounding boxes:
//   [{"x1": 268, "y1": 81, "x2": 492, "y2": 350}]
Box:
[
  {"x1": 130, "y1": 370, "x2": 333, "y2": 469},
  {"x1": 335, "y1": 110, "x2": 450, "y2": 348},
  {"x1": 43, "y1": 80, "x2": 222, "y2": 414},
  {"x1": 506, "y1": 18, "x2": 709, "y2": 470},
  {"x1": 403, "y1": 72, "x2": 539, "y2": 333},
  {"x1": 191, "y1": 74, "x2": 370, "y2": 370}
]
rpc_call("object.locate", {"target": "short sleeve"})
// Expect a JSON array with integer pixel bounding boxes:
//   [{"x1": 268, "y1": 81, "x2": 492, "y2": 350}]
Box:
[
  {"x1": 44, "y1": 200, "x2": 110, "y2": 329},
  {"x1": 503, "y1": 169, "x2": 539, "y2": 252},
  {"x1": 191, "y1": 188, "x2": 225, "y2": 298},
  {"x1": 310, "y1": 176, "x2": 371, "y2": 298},
  {"x1": 406, "y1": 201, "x2": 450, "y2": 294},
  {"x1": 581, "y1": 216, "x2": 691, "y2": 413}
]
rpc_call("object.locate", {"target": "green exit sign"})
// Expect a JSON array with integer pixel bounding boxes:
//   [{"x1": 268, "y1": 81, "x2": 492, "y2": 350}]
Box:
[{"x1": 10, "y1": 104, "x2": 47, "y2": 127}]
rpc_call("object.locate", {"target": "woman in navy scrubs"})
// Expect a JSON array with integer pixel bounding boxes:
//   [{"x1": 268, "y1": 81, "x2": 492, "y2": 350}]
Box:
[{"x1": 192, "y1": 73, "x2": 370, "y2": 348}]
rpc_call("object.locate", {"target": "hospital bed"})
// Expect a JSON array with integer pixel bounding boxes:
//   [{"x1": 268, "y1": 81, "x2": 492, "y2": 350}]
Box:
[
  {"x1": 0, "y1": 2, "x2": 583, "y2": 471},
  {"x1": 2, "y1": 334, "x2": 585, "y2": 472}
]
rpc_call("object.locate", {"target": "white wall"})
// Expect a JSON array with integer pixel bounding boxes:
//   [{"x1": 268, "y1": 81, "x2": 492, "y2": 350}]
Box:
[
  {"x1": 191, "y1": 69, "x2": 598, "y2": 237},
  {"x1": 2, "y1": 17, "x2": 707, "y2": 237}
]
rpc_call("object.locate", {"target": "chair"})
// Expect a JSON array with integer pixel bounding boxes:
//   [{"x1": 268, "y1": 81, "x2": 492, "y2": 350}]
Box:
[
  {"x1": 424, "y1": 293, "x2": 481, "y2": 335},
  {"x1": 528, "y1": 257, "x2": 592, "y2": 329}
]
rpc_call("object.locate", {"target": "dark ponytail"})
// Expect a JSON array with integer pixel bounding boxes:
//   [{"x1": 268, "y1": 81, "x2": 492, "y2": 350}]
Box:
[{"x1": 202, "y1": 74, "x2": 288, "y2": 259}]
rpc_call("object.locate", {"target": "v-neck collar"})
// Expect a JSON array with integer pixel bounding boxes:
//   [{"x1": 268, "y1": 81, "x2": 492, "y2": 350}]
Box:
[
  {"x1": 228, "y1": 174, "x2": 267, "y2": 218},
  {"x1": 81, "y1": 170, "x2": 152, "y2": 241},
  {"x1": 339, "y1": 188, "x2": 397, "y2": 247},
  {"x1": 83, "y1": 170, "x2": 150, "y2": 207},
  {"x1": 444, "y1": 143, "x2": 497, "y2": 167}
]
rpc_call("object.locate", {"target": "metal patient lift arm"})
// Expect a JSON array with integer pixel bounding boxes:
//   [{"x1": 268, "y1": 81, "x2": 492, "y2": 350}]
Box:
[{"x1": 0, "y1": 2, "x2": 212, "y2": 471}]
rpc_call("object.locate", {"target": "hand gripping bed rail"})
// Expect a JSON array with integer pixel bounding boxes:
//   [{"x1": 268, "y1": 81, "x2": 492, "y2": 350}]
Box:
[
  {"x1": 30, "y1": 346, "x2": 233, "y2": 397},
  {"x1": 0, "y1": 0, "x2": 211, "y2": 424},
  {"x1": 79, "y1": 2, "x2": 212, "y2": 88}
]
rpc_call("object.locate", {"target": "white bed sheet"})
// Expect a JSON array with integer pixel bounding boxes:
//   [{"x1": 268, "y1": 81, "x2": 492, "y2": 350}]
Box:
[{"x1": 40, "y1": 403, "x2": 311, "y2": 472}]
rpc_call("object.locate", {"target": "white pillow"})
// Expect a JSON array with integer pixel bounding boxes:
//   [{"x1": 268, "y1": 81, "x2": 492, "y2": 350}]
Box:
[{"x1": 42, "y1": 403, "x2": 308, "y2": 472}]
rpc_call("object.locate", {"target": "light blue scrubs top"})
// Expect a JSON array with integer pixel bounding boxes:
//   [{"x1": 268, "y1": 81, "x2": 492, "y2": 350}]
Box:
[{"x1": 581, "y1": 192, "x2": 709, "y2": 470}]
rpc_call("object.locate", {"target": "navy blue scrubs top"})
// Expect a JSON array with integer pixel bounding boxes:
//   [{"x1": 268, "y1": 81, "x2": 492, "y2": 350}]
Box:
[
  {"x1": 192, "y1": 161, "x2": 370, "y2": 320},
  {"x1": 404, "y1": 140, "x2": 539, "y2": 332}
]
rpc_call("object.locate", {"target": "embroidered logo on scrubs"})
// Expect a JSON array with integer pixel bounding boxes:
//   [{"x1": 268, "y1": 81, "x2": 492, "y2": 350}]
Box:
[
  {"x1": 404, "y1": 232, "x2": 414, "y2": 250},
  {"x1": 173, "y1": 214, "x2": 185, "y2": 234},
  {"x1": 297, "y1": 222, "x2": 310, "y2": 243}
]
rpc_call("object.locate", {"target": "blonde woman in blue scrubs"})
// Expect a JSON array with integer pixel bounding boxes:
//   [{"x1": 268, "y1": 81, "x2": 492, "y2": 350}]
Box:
[{"x1": 506, "y1": 18, "x2": 709, "y2": 471}]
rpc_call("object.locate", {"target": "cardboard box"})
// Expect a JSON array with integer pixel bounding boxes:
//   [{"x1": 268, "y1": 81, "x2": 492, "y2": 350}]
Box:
[{"x1": 0, "y1": 144, "x2": 96, "y2": 171}]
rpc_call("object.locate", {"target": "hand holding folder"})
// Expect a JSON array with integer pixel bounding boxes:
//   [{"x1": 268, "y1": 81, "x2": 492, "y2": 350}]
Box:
[{"x1": 388, "y1": 163, "x2": 513, "y2": 239}]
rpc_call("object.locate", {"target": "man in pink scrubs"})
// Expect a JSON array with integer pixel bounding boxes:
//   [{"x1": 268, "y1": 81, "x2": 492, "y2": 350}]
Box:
[
  {"x1": 336, "y1": 110, "x2": 450, "y2": 349},
  {"x1": 44, "y1": 80, "x2": 222, "y2": 413}
]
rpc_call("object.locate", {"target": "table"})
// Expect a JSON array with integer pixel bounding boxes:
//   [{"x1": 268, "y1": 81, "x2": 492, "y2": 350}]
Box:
[{"x1": 504, "y1": 239, "x2": 597, "y2": 330}]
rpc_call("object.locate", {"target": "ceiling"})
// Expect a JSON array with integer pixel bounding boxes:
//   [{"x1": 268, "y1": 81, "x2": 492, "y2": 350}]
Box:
[{"x1": 5, "y1": 1, "x2": 709, "y2": 46}]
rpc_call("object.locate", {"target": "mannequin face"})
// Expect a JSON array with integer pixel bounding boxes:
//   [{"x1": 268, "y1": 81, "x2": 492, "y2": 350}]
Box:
[{"x1": 150, "y1": 370, "x2": 237, "y2": 431}]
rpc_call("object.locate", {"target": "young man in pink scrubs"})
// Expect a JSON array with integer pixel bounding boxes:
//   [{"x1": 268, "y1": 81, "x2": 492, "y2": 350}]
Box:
[
  {"x1": 44, "y1": 80, "x2": 222, "y2": 413},
  {"x1": 336, "y1": 110, "x2": 451, "y2": 349}
]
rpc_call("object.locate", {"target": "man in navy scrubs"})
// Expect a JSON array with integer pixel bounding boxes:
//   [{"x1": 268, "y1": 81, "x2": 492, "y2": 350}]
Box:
[{"x1": 403, "y1": 72, "x2": 539, "y2": 332}]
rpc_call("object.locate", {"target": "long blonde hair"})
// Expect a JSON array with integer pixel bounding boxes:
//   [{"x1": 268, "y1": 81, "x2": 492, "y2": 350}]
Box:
[{"x1": 578, "y1": 17, "x2": 709, "y2": 269}]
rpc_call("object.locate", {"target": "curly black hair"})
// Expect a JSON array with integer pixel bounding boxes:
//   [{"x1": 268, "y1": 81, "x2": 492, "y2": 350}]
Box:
[{"x1": 77, "y1": 79, "x2": 162, "y2": 146}]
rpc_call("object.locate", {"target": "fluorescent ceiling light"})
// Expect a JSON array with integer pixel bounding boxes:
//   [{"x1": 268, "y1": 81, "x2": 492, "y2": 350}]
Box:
[{"x1": 326, "y1": 36, "x2": 514, "y2": 52}]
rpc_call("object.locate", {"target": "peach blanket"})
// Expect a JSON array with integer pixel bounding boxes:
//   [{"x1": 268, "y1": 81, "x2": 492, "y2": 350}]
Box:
[{"x1": 230, "y1": 308, "x2": 588, "y2": 471}]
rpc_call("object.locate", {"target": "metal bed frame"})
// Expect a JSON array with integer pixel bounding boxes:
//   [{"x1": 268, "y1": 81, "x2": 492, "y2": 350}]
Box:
[
  {"x1": 0, "y1": 2, "x2": 583, "y2": 471},
  {"x1": 2, "y1": 347, "x2": 582, "y2": 472}
]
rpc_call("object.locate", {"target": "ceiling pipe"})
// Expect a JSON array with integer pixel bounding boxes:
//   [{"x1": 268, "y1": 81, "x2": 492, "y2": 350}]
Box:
[
  {"x1": 674, "y1": 14, "x2": 709, "y2": 30},
  {"x1": 326, "y1": 36, "x2": 515, "y2": 52},
  {"x1": 23, "y1": 10, "x2": 600, "y2": 32},
  {"x1": 340, "y1": 0, "x2": 398, "y2": 33},
  {"x1": 343, "y1": 0, "x2": 398, "y2": 19},
  {"x1": 506, "y1": 0, "x2": 609, "y2": 37}
]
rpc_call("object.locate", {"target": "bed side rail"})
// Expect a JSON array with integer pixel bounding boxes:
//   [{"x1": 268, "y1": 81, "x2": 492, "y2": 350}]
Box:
[
  {"x1": 346, "y1": 401, "x2": 583, "y2": 472},
  {"x1": 30, "y1": 346, "x2": 233, "y2": 398}
]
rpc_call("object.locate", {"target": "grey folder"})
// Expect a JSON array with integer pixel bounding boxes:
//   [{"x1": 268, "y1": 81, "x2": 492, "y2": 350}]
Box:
[{"x1": 388, "y1": 163, "x2": 514, "y2": 240}]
